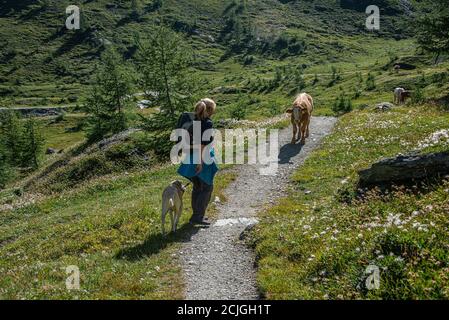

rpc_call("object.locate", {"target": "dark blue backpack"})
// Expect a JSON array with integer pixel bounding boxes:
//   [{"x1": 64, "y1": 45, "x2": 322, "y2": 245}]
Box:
[{"x1": 176, "y1": 112, "x2": 196, "y2": 144}]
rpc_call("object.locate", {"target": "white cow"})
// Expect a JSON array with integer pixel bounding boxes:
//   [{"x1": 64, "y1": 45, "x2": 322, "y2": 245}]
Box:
[{"x1": 394, "y1": 87, "x2": 405, "y2": 105}]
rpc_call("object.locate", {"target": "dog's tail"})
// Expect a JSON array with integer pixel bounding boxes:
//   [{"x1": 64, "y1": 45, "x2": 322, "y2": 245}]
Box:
[{"x1": 169, "y1": 199, "x2": 174, "y2": 207}]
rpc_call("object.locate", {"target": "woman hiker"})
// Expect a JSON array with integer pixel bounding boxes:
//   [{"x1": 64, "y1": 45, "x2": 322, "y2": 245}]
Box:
[{"x1": 178, "y1": 98, "x2": 219, "y2": 226}]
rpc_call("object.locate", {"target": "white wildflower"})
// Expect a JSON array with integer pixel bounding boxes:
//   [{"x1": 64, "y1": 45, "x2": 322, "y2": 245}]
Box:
[{"x1": 418, "y1": 129, "x2": 449, "y2": 150}]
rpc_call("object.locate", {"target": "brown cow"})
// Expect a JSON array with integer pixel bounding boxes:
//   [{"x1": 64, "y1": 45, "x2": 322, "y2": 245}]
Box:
[
  {"x1": 400, "y1": 90, "x2": 412, "y2": 104},
  {"x1": 286, "y1": 93, "x2": 314, "y2": 145}
]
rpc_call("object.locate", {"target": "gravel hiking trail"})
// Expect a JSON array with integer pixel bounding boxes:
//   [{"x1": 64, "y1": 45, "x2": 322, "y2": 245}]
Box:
[{"x1": 181, "y1": 116, "x2": 337, "y2": 300}]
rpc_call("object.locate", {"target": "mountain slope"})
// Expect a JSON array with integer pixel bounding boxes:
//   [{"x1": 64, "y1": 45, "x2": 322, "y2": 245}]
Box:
[{"x1": 0, "y1": 0, "x2": 413, "y2": 106}]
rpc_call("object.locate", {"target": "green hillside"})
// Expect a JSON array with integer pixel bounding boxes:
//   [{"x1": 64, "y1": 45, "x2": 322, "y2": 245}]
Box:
[{"x1": 1, "y1": 0, "x2": 413, "y2": 107}]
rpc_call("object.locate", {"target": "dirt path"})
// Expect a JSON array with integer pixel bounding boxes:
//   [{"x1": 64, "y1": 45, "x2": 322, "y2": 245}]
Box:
[{"x1": 181, "y1": 116, "x2": 337, "y2": 300}]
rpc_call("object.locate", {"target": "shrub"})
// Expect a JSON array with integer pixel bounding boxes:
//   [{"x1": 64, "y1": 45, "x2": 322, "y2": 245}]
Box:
[
  {"x1": 269, "y1": 104, "x2": 280, "y2": 116},
  {"x1": 353, "y1": 88, "x2": 362, "y2": 99},
  {"x1": 243, "y1": 55, "x2": 254, "y2": 65},
  {"x1": 328, "y1": 66, "x2": 342, "y2": 87},
  {"x1": 68, "y1": 95, "x2": 78, "y2": 103},
  {"x1": 230, "y1": 100, "x2": 247, "y2": 120},
  {"x1": 54, "y1": 112, "x2": 66, "y2": 123},
  {"x1": 411, "y1": 88, "x2": 425, "y2": 104},
  {"x1": 365, "y1": 72, "x2": 376, "y2": 91},
  {"x1": 431, "y1": 72, "x2": 449, "y2": 85},
  {"x1": 332, "y1": 92, "x2": 353, "y2": 114}
]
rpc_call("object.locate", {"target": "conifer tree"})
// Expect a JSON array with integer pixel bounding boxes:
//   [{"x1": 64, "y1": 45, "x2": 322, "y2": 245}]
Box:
[
  {"x1": 0, "y1": 110, "x2": 23, "y2": 166},
  {"x1": 417, "y1": 0, "x2": 449, "y2": 58},
  {"x1": 84, "y1": 48, "x2": 134, "y2": 143},
  {"x1": 0, "y1": 139, "x2": 13, "y2": 189},
  {"x1": 21, "y1": 117, "x2": 44, "y2": 170},
  {"x1": 135, "y1": 25, "x2": 199, "y2": 157}
]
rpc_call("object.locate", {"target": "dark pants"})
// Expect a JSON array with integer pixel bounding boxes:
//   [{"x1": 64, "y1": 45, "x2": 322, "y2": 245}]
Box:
[{"x1": 190, "y1": 176, "x2": 213, "y2": 223}]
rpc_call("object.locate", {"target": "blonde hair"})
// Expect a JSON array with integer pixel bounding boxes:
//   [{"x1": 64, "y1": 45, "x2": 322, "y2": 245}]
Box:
[{"x1": 195, "y1": 98, "x2": 216, "y2": 120}]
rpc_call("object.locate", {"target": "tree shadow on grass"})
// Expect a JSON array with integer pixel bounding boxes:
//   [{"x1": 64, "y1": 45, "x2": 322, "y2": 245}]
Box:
[
  {"x1": 278, "y1": 142, "x2": 303, "y2": 165},
  {"x1": 0, "y1": 0, "x2": 35, "y2": 17},
  {"x1": 115, "y1": 223, "x2": 201, "y2": 262}
]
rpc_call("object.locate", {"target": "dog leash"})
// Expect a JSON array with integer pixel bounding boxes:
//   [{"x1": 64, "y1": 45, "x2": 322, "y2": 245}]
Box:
[{"x1": 184, "y1": 181, "x2": 192, "y2": 188}]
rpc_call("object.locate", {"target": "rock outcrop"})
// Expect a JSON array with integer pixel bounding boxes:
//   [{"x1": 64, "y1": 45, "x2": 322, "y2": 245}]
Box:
[{"x1": 359, "y1": 152, "x2": 449, "y2": 187}]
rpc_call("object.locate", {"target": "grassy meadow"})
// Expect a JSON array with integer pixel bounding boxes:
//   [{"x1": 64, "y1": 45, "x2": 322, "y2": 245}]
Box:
[
  {"x1": 0, "y1": 162, "x2": 236, "y2": 299},
  {"x1": 252, "y1": 104, "x2": 449, "y2": 299}
]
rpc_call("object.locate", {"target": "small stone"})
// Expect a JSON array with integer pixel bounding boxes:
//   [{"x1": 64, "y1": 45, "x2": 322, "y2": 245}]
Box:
[
  {"x1": 374, "y1": 102, "x2": 393, "y2": 112},
  {"x1": 46, "y1": 148, "x2": 57, "y2": 155},
  {"x1": 411, "y1": 210, "x2": 420, "y2": 217}
]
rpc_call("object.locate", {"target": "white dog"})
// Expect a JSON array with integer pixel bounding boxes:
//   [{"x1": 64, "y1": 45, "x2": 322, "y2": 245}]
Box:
[{"x1": 161, "y1": 180, "x2": 188, "y2": 235}]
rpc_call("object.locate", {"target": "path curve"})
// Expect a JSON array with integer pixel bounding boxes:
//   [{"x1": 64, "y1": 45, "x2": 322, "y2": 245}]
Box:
[{"x1": 181, "y1": 116, "x2": 337, "y2": 300}]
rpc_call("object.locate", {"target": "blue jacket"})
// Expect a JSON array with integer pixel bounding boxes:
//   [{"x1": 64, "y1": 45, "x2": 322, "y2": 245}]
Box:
[{"x1": 178, "y1": 148, "x2": 219, "y2": 186}]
